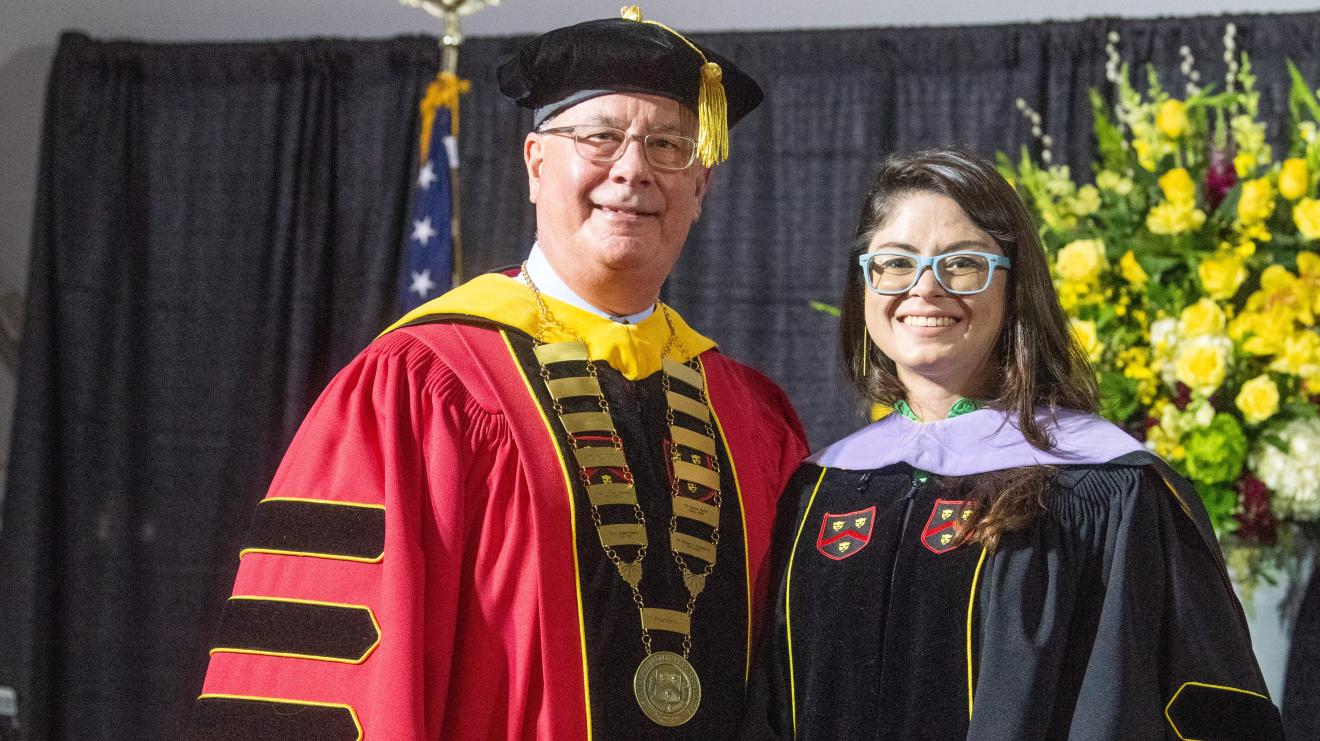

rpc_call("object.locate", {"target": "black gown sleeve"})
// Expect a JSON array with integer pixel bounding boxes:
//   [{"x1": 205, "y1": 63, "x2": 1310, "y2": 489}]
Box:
[
  {"x1": 969, "y1": 461, "x2": 1284, "y2": 740},
  {"x1": 738, "y1": 464, "x2": 824, "y2": 740}
]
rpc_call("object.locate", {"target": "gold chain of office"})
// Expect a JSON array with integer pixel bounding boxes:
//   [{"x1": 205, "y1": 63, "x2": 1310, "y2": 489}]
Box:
[{"x1": 522, "y1": 266, "x2": 721, "y2": 727}]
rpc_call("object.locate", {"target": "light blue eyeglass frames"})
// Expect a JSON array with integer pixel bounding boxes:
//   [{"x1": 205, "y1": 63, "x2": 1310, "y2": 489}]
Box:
[{"x1": 856, "y1": 250, "x2": 1013, "y2": 295}]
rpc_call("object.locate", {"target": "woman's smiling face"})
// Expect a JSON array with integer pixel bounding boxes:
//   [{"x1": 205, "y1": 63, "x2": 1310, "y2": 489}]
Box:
[{"x1": 863, "y1": 191, "x2": 1008, "y2": 397}]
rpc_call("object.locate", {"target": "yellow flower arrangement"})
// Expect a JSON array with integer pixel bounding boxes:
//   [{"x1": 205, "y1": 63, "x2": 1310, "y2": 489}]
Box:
[{"x1": 998, "y1": 41, "x2": 1320, "y2": 566}]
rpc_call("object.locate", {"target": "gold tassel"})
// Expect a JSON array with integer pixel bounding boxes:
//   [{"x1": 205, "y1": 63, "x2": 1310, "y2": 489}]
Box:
[
  {"x1": 620, "y1": 5, "x2": 730, "y2": 166},
  {"x1": 418, "y1": 71, "x2": 471, "y2": 162},
  {"x1": 696, "y1": 61, "x2": 728, "y2": 166}
]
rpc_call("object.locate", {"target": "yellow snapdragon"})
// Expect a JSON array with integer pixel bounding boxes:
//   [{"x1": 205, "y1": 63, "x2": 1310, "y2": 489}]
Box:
[
  {"x1": 1236, "y1": 177, "x2": 1276, "y2": 224},
  {"x1": 1279, "y1": 158, "x2": 1311, "y2": 201},
  {"x1": 1119, "y1": 250, "x2": 1148, "y2": 287},
  {"x1": 1156, "y1": 99, "x2": 1190, "y2": 139},
  {"x1": 1295, "y1": 198, "x2": 1320, "y2": 241},
  {"x1": 1198, "y1": 250, "x2": 1249, "y2": 300}
]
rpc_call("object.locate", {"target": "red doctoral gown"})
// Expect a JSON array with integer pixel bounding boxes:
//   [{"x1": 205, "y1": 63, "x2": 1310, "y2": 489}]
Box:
[{"x1": 188, "y1": 274, "x2": 808, "y2": 740}]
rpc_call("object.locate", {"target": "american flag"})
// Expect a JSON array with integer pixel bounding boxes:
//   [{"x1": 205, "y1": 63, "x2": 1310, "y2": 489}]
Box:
[{"x1": 400, "y1": 75, "x2": 464, "y2": 312}]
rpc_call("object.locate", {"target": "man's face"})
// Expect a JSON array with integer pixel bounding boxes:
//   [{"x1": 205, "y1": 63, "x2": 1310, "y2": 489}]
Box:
[{"x1": 524, "y1": 93, "x2": 711, "y2": 286}]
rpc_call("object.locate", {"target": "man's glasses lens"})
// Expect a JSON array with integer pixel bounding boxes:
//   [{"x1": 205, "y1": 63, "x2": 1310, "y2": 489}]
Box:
[
  {"x1": 866, "y1": 253, "x2": 994, "y2": 294},
  {"x1": 566, "y1": 126, "x2": 696, "y2": 170}
]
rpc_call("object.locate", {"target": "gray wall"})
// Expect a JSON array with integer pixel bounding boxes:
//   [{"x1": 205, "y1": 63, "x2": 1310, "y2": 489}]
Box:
[{"x1": 0, "y1": 0, "x2": 1311, "y2": 701}]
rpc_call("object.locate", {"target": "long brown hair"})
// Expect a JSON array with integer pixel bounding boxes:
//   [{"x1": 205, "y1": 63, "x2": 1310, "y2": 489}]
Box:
[{"x1": 839, "y1": 148, "x2": 1099, "y2": 549}]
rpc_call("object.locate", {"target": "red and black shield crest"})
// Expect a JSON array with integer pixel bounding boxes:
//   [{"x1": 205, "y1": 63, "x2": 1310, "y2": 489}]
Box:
[
  {"x1": 921, "y1": 499, "x2": 972, "y2": 554},
  {"x1": 816, "y1": 507, "x2": 876, "y2": 560}
]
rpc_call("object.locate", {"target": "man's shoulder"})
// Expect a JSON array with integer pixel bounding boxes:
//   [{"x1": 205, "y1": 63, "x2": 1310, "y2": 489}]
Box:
[
  {"x1": 699, "y1": 350, "x2": 806, "y2": 446},
  {"x1": 700, "y1": 350, "x2": 784, "y2": 400}
]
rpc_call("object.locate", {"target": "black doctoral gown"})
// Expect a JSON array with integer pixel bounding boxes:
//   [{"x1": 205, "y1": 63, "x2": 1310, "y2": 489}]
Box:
[{"x1": 743, "y1": 408, "x2": 1284, "y2": 740}]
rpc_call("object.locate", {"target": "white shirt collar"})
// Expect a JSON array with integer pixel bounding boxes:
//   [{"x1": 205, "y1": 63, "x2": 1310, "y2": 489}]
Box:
[{"x1": 523, "y1": 243, "x2": 656, "y2": 325}]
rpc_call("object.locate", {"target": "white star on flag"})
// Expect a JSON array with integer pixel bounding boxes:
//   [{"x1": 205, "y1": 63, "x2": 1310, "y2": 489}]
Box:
[
  {"x1": 410, "y1": 269, "x2": 437, "y2": 298},
  {"x1": 411, "y1": 216, "x2": 438, "y2": 246},
  {"x1": 417, "y1": 161, "x2": 438, "y2": 190}
]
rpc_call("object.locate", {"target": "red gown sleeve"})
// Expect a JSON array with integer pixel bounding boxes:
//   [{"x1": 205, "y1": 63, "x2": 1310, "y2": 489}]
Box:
[{"x1": 188, "y1": 330, "x2": 487, "y2": 741}]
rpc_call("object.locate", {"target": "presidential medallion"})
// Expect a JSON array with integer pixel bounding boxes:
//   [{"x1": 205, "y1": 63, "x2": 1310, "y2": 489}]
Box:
[{"x1": 633, "y1": 651, "x2": 702, "y2": 727}]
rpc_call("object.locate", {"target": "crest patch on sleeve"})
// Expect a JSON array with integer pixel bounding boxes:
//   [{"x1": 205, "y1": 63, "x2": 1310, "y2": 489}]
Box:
[
  {"x1": 816, "y1": 507, "x2": 877, "y2": 560},
  {"x1": 920, "y1": 499, "x2": 972, "y2": 554}
]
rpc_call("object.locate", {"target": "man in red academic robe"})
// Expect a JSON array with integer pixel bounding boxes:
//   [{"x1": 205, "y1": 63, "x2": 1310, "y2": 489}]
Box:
[{"x1": 186, "y1": 7, "x2": 808, "y2": 740}]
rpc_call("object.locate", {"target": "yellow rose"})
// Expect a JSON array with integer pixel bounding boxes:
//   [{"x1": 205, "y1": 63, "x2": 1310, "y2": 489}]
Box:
[
  {"x1": 1235, "y1": 374, "x2": 1280, "y2": 424},
  {"x1": 1056, "y1": 239, "x2": 1107, "y2": 284},
  {"x1": 1174, "y1": 337, "x2": 1230, "y2": 396},
  {"x1": 1295, "y1": 198, "x2": 1320, "y2": 240},
  {"x1": 1237, "y1": 177, "x2": 1276, "y2": 224},
  {"x1": 1279, "y1": 158, "x2": 1311, "y2": 201},
  {"x1": 1197, "y1": 252, "x2": 1246, "y2": 301},
  {"x1": 1234, "y1": 151, "x2": 1257, "y2": 178},
  {"x1": 1159, "y1": 168, "x2": 1197, "y2": 204},
  {"x1": 1156, "y1": 99, "x2": 1190, "y2": 139},
  {"x1": 1179, "y1": 298, "x2": 1227, "y2": 337},
  {"x1": 1119, "y1": 250, "x2": 1148, "y2": 287},
  {"x1": 1147, "y1": 201, "x2": 1206, "y2": 235},
  {"x1": 1070, "y1": 318, "x2": 1104, "y2": 363}
]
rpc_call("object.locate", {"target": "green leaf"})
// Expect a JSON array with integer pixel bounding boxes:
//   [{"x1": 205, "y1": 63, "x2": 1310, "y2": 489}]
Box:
[
  {"x1": 808, "y1": 300, "x2": 841, "y2": 317},
  {"x1": 1282, "y1": 401, "x2": 1319, "y2": 419},
  {"x1": 1262, "y1": 433, "x2": 1289, "y2": 452},
  {"x1": 1098, "y1": 371, "x2": 1141, "y2": 423},
  {"x1": 1213, "y1": 182, "x2": 1244, "y2": 224},
  {"x1": 1288, "y1": 60, "x2": 1320, "y2": 122}
]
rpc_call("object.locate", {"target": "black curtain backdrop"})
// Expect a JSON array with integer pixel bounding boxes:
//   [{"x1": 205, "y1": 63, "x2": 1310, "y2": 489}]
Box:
[{"x1": 3, "y1": 11, "x2": 1320, "y2": 740}]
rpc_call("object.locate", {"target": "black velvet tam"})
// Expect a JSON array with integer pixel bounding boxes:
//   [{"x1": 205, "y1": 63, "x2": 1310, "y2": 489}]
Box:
[{"x1": 497, "y1": 17, "x2": 763, "y2": 128}]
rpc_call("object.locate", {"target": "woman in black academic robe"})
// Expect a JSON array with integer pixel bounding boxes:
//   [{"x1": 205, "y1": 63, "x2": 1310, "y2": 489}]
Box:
[{"x1": 742, "y1": 149, "x2": 1284, "y2": 740}]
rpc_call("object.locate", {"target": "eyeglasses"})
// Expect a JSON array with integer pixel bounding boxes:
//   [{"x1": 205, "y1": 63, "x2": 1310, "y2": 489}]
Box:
[
  {"x1": 537, "y1": 125, "x2": 698, "y2": 171},
  {"x1": 857, "y1": 250, "x2": 1012, "y2": 295}
]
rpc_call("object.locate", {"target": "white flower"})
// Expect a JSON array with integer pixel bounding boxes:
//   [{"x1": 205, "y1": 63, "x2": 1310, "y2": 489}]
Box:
[{"x1": 1251, "y1": 417, "x2": 1320, "y2": 521}]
